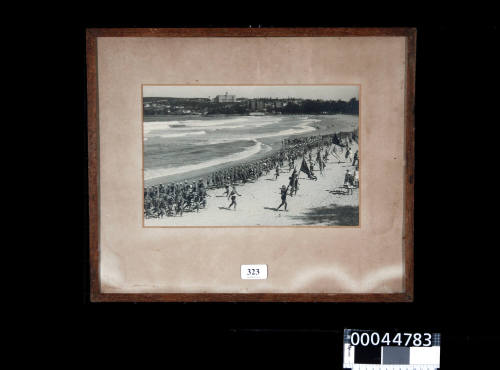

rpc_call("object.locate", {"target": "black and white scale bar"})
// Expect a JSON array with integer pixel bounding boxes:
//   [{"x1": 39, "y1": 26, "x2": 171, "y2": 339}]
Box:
[{"x1": 343, "y1": 345, "x2": 440, "y2": 369}]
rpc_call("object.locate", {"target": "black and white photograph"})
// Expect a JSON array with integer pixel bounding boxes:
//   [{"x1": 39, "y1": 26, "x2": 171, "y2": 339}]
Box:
[{"x1": 143, "y1": 85, "x2": 360, "y2": 227}]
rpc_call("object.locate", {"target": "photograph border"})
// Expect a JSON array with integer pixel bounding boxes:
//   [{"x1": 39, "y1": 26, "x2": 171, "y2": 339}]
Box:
[
  {"x1": 87, "y1": 27, "x2": 416, "y2": 302},
  {"x1": 141, "y1": 83, "x2": 362, "y2": 229}
]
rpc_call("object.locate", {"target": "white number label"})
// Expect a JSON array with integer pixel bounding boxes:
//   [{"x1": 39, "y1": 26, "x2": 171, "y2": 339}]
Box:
[{"x1": 241, "y1": 264, "x2": 268, "y2": 280}]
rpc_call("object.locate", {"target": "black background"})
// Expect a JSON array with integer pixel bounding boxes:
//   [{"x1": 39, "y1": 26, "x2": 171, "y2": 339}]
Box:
[{"x1": 65, "y1": 12, "x2": 497, "y2": 368}]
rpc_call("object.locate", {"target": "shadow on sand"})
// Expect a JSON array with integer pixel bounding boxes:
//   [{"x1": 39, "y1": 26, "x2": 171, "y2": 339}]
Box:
[{"x1": 290, "y1": 204, "x2": 359, "y2": 226}]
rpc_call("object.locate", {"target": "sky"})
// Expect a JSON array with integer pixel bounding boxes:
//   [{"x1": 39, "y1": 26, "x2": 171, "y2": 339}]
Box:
[{"x1": 143, "y1": 85, "x2": 359, "y2": 101}]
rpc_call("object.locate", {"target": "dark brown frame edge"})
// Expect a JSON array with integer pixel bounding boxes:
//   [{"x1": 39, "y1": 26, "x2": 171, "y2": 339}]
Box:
[{"x1": 87, "y1": 27, "x2": 416, "y2": 302}]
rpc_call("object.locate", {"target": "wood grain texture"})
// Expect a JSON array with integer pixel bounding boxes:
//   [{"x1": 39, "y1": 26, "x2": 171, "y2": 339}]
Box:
[
  {"x1": 87, "y1": 27, "x2": 416, "y2": 38},
  {"x1": 90, "y1": 292, "x2": 412, "y2": 303},
  {"x1": 86, "y1": 30, "x2": 100, "y2": 302},
  {"x1": 86, "y1": 28, "x2": 416, "y2": 302},
  {"x1": 404, "y1": 29, "x2": 416, "y2": 301}
]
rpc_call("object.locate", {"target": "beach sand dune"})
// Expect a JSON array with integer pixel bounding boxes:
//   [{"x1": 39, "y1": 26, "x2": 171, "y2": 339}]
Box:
[{"x1": 145, "y1": 143, "x2": 359, "y2": 227}]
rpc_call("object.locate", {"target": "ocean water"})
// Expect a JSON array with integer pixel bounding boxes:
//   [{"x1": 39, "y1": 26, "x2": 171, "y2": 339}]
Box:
[{"x1": 144, "y1": 114, "x2": 357, "y2": 183}]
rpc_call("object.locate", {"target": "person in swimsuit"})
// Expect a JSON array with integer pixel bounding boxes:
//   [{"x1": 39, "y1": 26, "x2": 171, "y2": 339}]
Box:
[
  {"x1": 227, "y1": 188, "x2": 238, "y2": 210},
  {"x1": 352, "y1": 150, "x2": 359, "y2": 166},
  {"x1": 158, "y1": 199, "x2": 166, "y2": 218},
  {"x1": 228, "y1": 184, "x2": 241, "y2": 200},
  {"x1": 318, "y1": 158, "x2": 324, "y2": 176},
  {"x1": 193, "y1": 193, "x2": 200, "y2": 213},
  {"x1": 353, "y1": 167, "x2": 359, "y2": 188},
  {"x1": 167, "y1": 195, "x2": 174, "y2": 216},
  {"x1": 175, "y1": 193, "x2": 184, "y2": 216},
  {"x1": 344, "y1": 169, "x2": 353, "y2": 195},
  {"x1": 345, "y1": 147, "x2": 351, "y2": 161},
  {"x1": 276, "y1": 185, "x2": 288, "y2": 211},
  {"x1": 288, "y1": 169, "x2": 297, "y2": 197}
]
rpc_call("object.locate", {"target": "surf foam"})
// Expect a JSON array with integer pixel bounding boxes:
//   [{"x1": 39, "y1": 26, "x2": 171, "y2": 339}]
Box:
[{"x1": 144, "y1": 140, "x2": 265, "y2": 180}]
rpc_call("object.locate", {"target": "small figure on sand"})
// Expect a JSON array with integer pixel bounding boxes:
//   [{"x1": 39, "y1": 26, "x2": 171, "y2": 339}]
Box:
[
  {"x1": 344, "y1": 169, "x2": 354, "y2": 195},
  {"x1": 275, "y1": 164, "x2": 280, "y2": 180},
  {"x1": 192, "y1": 193, "x2": 200, "y2": 213},
  {"x1": 223, "y1": 183, "x2": 230, "y2": 197},
  {"x1": 227, "y1": 184, "x2": 241, "y2": 199},
  {"x1": 353, "y1": 167, "x2": 359, "y2": 188},
  {"x1": 175, "y1": 193, "x2": 184, "y2": 216},
  {"x1": 288, "y1": 169, "x2": 298, "y2": 197},
  {"x1": 309, "y1": 160, "x2": 315, "y2": 173},
  {"x1": 352, "y1": 150, "x2": 359, "y2": 166},
  {"x1": 293, "y1": 174, "x2": 299, "y2": 196},
  {"x1": 318, "y1": 157, "x2": 324, "y2": 176},
  {"x1": 345, "y1": 147, "x2": 352, "y2": 161},
  {"x1": 344, "y1": 169, "x2": 351, "y2": 185},
  {"x1": 227, "y1": 187, "x2": 240, "y2": 210},
  {"x1": 276, "y1": 185, "x2": 289, "y2": 211}
]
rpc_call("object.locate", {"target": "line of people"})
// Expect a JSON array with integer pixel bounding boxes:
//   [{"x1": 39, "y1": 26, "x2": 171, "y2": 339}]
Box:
[{"x1": 144, "y1": 131, "x2": 358, "y2": 218}]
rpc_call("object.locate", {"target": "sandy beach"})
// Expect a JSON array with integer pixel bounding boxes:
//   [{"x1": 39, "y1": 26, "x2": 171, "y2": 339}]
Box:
[{"x1": 145, "y1": 141, "x2": 359, "y2": 227}]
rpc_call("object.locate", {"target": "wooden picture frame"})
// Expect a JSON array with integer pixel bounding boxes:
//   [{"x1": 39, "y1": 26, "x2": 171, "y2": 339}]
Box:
[{"x1": 87, "y1": 27, "x2": 415, "y2": 302}]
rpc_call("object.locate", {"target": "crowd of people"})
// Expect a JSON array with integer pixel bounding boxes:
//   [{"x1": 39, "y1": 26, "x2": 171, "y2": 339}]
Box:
[{"x1": 144, "y1": 131, "x2": 358, "y2": 218}]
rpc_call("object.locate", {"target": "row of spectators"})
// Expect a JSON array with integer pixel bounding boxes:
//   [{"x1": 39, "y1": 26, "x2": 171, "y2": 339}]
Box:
[{"x1": 144, "y1": 131, "x2": 356, "y2": 218}]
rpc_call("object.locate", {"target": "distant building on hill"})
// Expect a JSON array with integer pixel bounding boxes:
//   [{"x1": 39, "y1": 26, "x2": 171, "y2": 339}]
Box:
[{"x1": 213, "y1": 92, "x2": 236, "y2": 103}]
